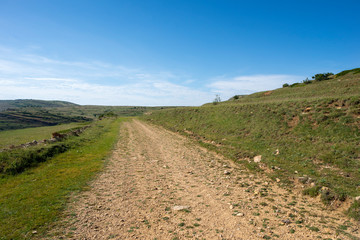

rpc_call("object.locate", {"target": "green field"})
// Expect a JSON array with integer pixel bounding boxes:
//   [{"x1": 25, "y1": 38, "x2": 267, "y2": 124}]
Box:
[
  {"x1": 0, "y1": 117, "x2": 125, "y2": 239},
  {"x1": 143, "y1": 69, "x2": 360, "y2": 220},
  {"x1": 0, "y1": 122, "x2": 88, "y2": 149}
]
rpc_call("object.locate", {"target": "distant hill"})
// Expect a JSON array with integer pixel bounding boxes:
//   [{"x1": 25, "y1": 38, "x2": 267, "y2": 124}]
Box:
[
  {"x1": 0, "y1": 99, "x2": 173, "y2": 131},
  {"x1": 0, "y1": 99, "x2": 78, "y2": 112}
]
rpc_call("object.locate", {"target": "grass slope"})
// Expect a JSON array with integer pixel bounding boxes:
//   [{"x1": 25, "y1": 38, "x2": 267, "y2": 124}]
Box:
[
  {"x1": 0, "y1": 117, "x2": 125, "y2": 239},
  {"x1": 221, "y1": 68, "x2": 360, "y2": 105},
  {"x1": 0, "y1": 109, "x2": 91, "y2": 131},
  {"x1": 0, "y1": 122, "x2": 87, "y2": 149},
  {"x1": 143, "y1": 69, "x2": 360, "y2": 220}
]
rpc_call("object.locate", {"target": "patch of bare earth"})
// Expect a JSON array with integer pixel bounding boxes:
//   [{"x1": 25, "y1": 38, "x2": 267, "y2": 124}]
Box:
[{"x1": 50, "y1": 119, "x2": 359, "y2": 239}]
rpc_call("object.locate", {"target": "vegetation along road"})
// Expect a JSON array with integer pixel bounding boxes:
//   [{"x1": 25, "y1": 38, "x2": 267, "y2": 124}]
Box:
[{"x1": 50, "y1": 119, "x2": 359, "y2": 239}]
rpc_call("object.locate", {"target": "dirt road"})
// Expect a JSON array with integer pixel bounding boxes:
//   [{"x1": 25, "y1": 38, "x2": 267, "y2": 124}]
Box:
[{"x1": 52, "y1": 119, "x2": 359, "y2": 239}]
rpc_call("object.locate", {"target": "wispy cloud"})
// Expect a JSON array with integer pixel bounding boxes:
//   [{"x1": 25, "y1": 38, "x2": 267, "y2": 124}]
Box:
[
  {"x1": 0, "y1": 46, "x2": 305, "y2": 105},
  {"x1": 0, "y1": 47, "x2": 212, "y2": 106},
  {"x1": 208, "y1": 74, "x2": 303, "y2": 100}
]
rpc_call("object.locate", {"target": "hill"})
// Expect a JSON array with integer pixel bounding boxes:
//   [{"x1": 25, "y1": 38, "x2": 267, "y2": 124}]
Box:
[
  {"x1": 0, "y1": 99, "x2": 173, "y2": 131},
  {"x1": 143, "y1": 68, "x2": 360, "y2": 221},
  {"x1": 0, "y1": 99, "x2": 77, "y2": 111},
  {"x1": 212, "y1": 68, "x2": 360, "y2": 105},
  {"x1": 0, "y1": 108, "x2": 90, "y2": 131}
]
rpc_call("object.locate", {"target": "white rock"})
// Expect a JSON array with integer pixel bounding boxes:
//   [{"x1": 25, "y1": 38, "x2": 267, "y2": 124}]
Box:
[
  {"x1": 224, "y1": 170, "x2": 231, "y2": 175},
  {"x1": 276, "y1": 178, "x2": 281, "y2": 183},
  {"x1": 254, "y1": 155, "x2": 262, "y2": 163},
  {"x1": 355, "y1": 196, "x2": 360, "y2": 201},
  {"x1": 172, "y1": 205, "x2": 190, "y2": 211}
]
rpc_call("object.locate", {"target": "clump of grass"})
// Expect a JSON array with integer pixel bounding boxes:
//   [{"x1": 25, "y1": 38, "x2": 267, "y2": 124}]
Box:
[
  {"x1": 320, "y1": 189, "x2": 336, "y2": 205},
  {"x1": 302, "y1": 186, "x2": 321, "y2": 197},
  {"x1": 306, "y1": 225, "x2": 320, "y2": 232},
  {"x1": 347, "y1": 200, "x2": 360, "y2": 221}
]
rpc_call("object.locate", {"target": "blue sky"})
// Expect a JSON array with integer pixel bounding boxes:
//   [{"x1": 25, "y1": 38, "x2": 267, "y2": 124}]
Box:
[{"x1": 0, "y1": 0, "x2": 359, "y2": 106}]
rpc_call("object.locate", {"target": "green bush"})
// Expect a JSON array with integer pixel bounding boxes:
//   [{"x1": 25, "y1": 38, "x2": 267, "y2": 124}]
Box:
[
  {"x1": 283, "y1": 83, "x2": 289, "y2": 88},
  {"x1": 290, "y1": 82, "x2": 300, "y2": 87},
  {"x1": 312, "y1": 72, "x2": 334, "y2": 82}
]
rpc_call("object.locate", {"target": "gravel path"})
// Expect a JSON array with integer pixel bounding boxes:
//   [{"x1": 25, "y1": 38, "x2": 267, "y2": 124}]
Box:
[{"x1": 51, "y1": 119, "x2": 359, "y2": 239}]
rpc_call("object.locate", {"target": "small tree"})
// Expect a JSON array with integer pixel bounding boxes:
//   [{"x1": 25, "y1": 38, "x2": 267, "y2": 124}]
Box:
[
  {"x1": 303, "y1": 77, "x2": 312, "y2": 84},
  {"x1": 213, "y1": 94, "x2": 221, "y2": 105},
  {"x1": 283, "y1": 83, "x2": 289, "y2": 88}
]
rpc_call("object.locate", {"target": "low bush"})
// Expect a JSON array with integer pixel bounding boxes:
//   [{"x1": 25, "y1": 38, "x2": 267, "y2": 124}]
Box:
[{"x1": 312, "y1": 72, "x2": 334, "y2": 82}]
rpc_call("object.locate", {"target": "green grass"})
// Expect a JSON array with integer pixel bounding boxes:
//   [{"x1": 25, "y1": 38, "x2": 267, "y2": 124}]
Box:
[
  {"x1": 0, "y1": 117, "x2": 125, "y2": 239},
  {"x1": 336, "y1": 68, "x2": 360, "y2": 77},
  {"x1": 0, "y1": 122, "x2": 87, "y2": 148},
  {"x1": 142, "y1": 69, "x2": 360, "y2": 220}
]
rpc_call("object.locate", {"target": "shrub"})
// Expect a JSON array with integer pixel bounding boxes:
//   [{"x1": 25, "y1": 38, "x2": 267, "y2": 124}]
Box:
[
  {"x1": 290, "y1": 82, "x2": 300, "y2": 87},
  {"x1": 312, "y1": 72, "x2": 334, "y2": 82},
  {"x1": 283, "y1": 83, "x2": 289, "y2": 88}
]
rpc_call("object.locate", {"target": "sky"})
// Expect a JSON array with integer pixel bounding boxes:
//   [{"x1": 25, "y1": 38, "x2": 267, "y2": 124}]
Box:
[{"x1": 0, "y1": 0, "x2": 359, "y2": 106}]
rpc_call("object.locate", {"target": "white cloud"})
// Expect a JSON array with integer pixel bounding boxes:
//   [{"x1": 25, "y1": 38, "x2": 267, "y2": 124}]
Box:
[
  {"x1": 0, "y1": 46, "x2": 215, "y2": 106},
  {"x1": 208, "y1": 74, "x2": 303, "y2": 100},
  {"x1": 0, "y1": 77, "x2": 210, "y2": 106}
]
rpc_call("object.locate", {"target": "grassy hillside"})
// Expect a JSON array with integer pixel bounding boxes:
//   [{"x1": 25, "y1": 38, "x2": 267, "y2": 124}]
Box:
[
  {"x1": 143, "y1": 68, "x2": 360, "y2": 220},
  {"x1": 0, "y1": 99, "x2": 77, "y2": 111},
  {"x1": 0, "y1": 108, "x2": 91, "y2": 131},
  {"x1": 0, "y1": 117, "x2": 125, "y2": 239},
  {"x1": 219, "y1": 68, "x2": 360, "y2": 105}
]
